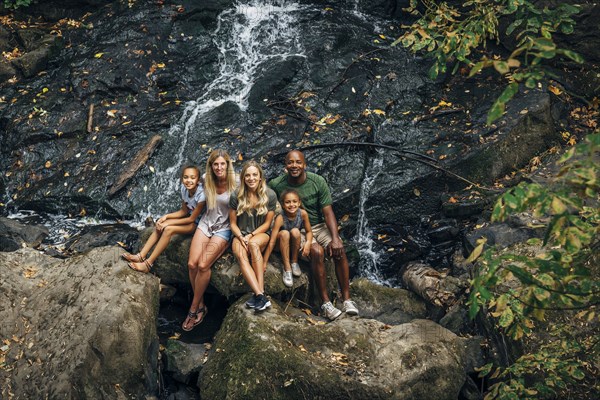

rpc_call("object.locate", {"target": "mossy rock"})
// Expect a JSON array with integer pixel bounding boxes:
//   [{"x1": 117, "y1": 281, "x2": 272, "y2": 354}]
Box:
[
  {"x1": 199, "y1": 297, "x2": 473, "y2": 400},
  {"x1": 349, "y1": 277, "x2": 428, "y2": 324}
]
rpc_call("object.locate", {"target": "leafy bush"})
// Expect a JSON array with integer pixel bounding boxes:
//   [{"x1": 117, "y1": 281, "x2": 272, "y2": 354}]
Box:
[
  {"x1": 3, "y1": 0, "x2": 32, "y2": 9},
  {"x1": 468, "y1": 132, "x2": 599, "y2": 398},
  {"x1": 394, "y1": 0, "x2": 584, "y2": 124}
]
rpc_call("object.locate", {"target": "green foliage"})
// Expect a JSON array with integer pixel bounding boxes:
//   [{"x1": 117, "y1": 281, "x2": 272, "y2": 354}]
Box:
[
  {"x1": 3, "y1": 0, "x2": 32, "y2": 9},
  {"x1": 468, "y1": 132, "x2": 600, "y2": 399},
  {"x1": 394, "y1": 0, "x2": 584, "y2": 125}
]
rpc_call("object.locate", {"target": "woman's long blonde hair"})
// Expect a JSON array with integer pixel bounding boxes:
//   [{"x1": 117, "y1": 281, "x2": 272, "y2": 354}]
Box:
[
  {"x1": 204, "y1": 149, "x2": 236, "y2": 209},
  {"x1": 236, "y1": 160, "x2": 269, "y2": 216}
]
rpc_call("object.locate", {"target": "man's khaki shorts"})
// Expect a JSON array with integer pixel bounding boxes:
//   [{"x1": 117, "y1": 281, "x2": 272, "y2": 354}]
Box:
[{"x1": 300, "y1": 223, "x2": 338, "y2": 260}]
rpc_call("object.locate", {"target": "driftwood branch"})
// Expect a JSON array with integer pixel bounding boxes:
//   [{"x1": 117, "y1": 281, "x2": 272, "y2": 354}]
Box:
[
  {"x1": 108, "y1": 135, "x2": 162, "y2": 197},
  {"x1": 86, "y1": 103, "x2": 94, "y2": 133},
  {"x1": 412, "y1": 107, "x2": 464, "y2": 125}
]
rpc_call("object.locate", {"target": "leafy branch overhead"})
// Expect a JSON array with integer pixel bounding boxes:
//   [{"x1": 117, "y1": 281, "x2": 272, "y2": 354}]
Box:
[
  {"x1": 468, "y1": 132, "x2": 599, "y2": 399},
  {"x1": 394, "y1": 0, "x2": 584, "y2": 125}
]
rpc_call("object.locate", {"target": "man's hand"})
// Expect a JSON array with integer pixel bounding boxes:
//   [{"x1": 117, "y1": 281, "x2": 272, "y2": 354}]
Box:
[{"x1": 327, "y1": 236, "x2": 344, "y2": 259}]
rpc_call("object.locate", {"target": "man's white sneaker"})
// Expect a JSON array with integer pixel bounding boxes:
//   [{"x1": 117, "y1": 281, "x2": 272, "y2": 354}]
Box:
[
  {"x1": 342, "y1": 299, "x2": 359, "y2": 316},
  {"x1": 282, "y1": 270, "x2": 293, "y2": 287},
  {"x1": 321, "y1": 301, "x2": 342, "y2": 321},
  {"x1": 291, "y1": 262, "x2": 302, "y2": 277}
]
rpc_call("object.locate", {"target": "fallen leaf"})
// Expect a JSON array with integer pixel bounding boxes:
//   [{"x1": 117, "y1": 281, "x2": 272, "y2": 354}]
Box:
[
  {"x1": 23, "y1": 267, "x2": 37, "y2": 278},
  {"x1": 548, "y1": 85, "x2": 562, "y2": 96},
  {"x1": 44, "y1": 161, "x2": 52, "y2": 168},
  {"x1": 169, "y1": 332, "x2": 181, "y2": 340},
  {"x1": 413, "y1": 188, "x2": 421, "y2": 196},
  {"x1": 94, "y1": 52, "x2": 104, "y2": 58}
]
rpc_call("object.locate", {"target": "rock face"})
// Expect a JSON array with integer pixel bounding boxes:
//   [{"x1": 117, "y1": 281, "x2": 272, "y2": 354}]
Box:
[
  {"x1": 0, "y1": 246, "x2": 160, "y2": 399},
  {"x1": 0, "y1": 216, "x2": 49, "y2": 252},
  {"x1": 200, "y1": 298, "x2": 480, "y2": 400}
]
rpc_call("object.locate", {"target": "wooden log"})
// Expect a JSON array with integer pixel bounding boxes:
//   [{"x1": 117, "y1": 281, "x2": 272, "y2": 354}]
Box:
[
  {"x1": 108, "y1": 135, "x2": 162, "y2": 197},
  {"x1": 86, "y1": 103, "x2": 94, "y2": 133},
  {"x1": 402, "y1": 262, "x2": 464, "y2": 307}
]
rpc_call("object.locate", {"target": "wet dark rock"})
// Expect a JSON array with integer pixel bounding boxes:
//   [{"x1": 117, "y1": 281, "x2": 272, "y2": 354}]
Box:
[
  {"x1": 442, "y1": 194, "x2": 491, "y2": 219},
  {"x1": 0, "y1": 246, "x2": 160, "y2": 398},
  {"x1": 0, "y1": 216, "x2": 49, "y2": 250},
  {"x1": 426, "y1": 219, "x2": 460, "y2": 241},
  {"x1": 63, "y1": 223, "x2": 139, "y2": 254},
  {"x1": 439, "y1": 304, "x2": 470, "y2": 335},
  {"x1": 464, "y1": 222, "x2": 539, "y2": 254},
  {"x1": 459, "y1": 376, "x2": 483, "y2": 400},
  {"x1": 163, "y1": 340, "x2": 207, "y2": 385},
  {"x1": 0, "y1": 235, "x2": 20, "y2": 252}
]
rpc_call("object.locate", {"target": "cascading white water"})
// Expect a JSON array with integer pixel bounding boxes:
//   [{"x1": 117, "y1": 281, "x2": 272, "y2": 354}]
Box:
[
  {"x1": 143, "y1": 0, "x2": 306, "y2": 218},
  {"x1": 354, "y1": 152, "x2": 392, "y2": 285}
]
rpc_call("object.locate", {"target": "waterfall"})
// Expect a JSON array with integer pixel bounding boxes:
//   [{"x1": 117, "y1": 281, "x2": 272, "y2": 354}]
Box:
[
  {"x1": 354, "y1": 152, "x2": 392, "y2": 285},
  {"x1": 142, "y1": 0, "x2": 306, "y2": 219}
]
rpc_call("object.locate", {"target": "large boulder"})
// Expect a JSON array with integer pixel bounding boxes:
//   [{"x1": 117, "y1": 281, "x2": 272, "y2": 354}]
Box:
[
  {"x1": 200, "y1": 299, "x2": 482, "y2": 399},
  {"x1": 142, "y1": 230, "x2": 324, "y2": 302},
  {"x1": 0, "y1": 246, "x2": 160, "y2": 399}
]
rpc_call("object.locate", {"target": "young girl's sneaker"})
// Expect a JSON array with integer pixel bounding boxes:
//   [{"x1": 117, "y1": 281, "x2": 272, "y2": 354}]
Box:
[
  {"x1": 291, "y1": 262, "x2": 301, "y2": 277},
  {"x1": 282, "y1": 270, "x2": 293, "y2": 287}
]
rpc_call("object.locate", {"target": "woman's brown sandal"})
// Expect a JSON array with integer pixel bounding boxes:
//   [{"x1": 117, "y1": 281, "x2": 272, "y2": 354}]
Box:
[
  {"x1": 122, "y1": 252, "x2": 145, "y2": 263},
  {"x1": 182, "y1": 306, "x2": 208, "y2": 331},
  {"x1": 127, "y1": 259, "x2": 153, "y2": 273}
]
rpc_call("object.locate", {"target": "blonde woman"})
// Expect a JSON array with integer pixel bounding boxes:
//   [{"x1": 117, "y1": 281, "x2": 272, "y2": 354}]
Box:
[
  {"x1": 229, "y1": 160, "x2": 277, "y2": 312},
  {"x1": 183, "y1": 150, "x2": 237, "y2": 331}
]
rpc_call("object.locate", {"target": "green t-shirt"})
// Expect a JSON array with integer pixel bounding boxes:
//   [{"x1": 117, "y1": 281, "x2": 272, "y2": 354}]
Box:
[
  {"x1": 269, "y1": 172, "x2": 332, "y2": 226},
  {"x1": 229, "y1": 187, "x2": 278, "y2": 235}
]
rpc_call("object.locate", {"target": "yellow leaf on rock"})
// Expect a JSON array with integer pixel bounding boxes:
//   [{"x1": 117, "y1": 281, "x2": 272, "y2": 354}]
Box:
[
  {"x1": 44, "y1": 161, "x2": 52, "y2": 168},
  {"x1": 548, "y1": 85, "x2": 562, "y2": 96},
  {"x1": 373, "y1": 109, "x2": 386, "y2": 116},
  {"x1": 94, "y1": 53, "x2": 104, "y2": 58}
]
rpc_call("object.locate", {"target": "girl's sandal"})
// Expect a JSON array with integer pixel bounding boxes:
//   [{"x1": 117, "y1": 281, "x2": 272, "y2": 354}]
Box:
[
  {"x1": 122, "y1": 252, "x2": 145, "y2": 263},
  {"x1": 127, "y1": 259, "x2": 153, "y2": 273},
  {"x1": 182, "y1": 306, "x2": 208, "y2": 331}
]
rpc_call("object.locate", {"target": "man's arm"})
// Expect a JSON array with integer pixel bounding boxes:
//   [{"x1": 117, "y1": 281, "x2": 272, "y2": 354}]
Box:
[{"x1": 322, "y1": 205, "x2": 344, "y2": 257}]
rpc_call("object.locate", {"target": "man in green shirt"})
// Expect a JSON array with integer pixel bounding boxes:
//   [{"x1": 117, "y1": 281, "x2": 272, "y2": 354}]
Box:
[{"x1": 269, "y1": 150, "x2": 359, "y2": 320}]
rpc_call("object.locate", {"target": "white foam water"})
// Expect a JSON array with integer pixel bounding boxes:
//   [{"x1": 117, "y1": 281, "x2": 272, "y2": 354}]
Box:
[
  {"x1": 353, "y1": 152, "x2": 392, "y2": 286},
  {"x1": 144, "y1": 0, "x2": 307, "y2": 219}
]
